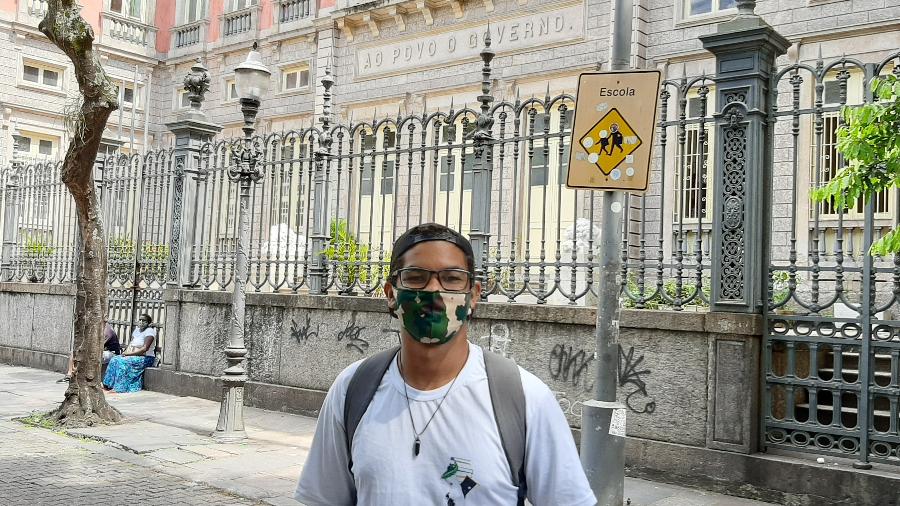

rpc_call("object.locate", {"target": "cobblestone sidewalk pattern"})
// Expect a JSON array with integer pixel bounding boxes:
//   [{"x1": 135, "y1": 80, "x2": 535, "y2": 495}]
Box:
[{"x1": 0, "y1": 421, "x2": 261, "y2": 506}]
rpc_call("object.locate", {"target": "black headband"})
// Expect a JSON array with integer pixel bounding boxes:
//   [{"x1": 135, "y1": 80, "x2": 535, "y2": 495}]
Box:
[{"x1": 390, "y1": 225, "x2": 474, "y2": 273}]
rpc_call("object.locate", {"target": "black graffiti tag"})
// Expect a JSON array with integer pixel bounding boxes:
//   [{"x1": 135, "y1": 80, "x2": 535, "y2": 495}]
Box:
[
  {"x1": 338, "y1": 317, "x2": 369, "y2": 354},
  {"x1": 290, "y1": 314, "x2": 319, "y2": 344},
  {"x1": 618, "y1": 345, "x2": 656, "y2": 414},
  {"x1": 548, "y1": 344, "x2": 595, "y2": 392}
]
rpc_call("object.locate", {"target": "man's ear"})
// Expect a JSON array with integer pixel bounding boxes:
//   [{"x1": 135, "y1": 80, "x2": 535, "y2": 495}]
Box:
[
  {"x1": 469, "y1": 280, "x2": 482, "y2": 317},
  {"x1": 384, "y1": 281, "x2": 398, "y2": 318}
]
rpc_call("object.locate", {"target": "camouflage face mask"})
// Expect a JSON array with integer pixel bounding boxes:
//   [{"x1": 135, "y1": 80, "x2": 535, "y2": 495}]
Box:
[{"x1": 394, "y1": 289, "x2": 472, "y2": 345}]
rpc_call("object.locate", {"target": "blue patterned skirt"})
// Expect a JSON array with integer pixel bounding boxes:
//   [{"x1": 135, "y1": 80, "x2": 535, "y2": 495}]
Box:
[{"x1": 103, "y1": 355, "x2": 155, "y2": 393}]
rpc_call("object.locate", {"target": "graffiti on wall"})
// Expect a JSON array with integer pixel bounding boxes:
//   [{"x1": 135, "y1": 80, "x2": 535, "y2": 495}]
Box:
[
  {"x1": 618, "y1": 345, "x2": 656, "y2": 414},
  {"x1": 553, "y1": 390, "x2": 586, "y2": 420},
  {"x1": 290, "y1": 314, "x2": 320, "y2": 343},
  {"x1": 478, "y1": 323, "x2": 513, "y2": 359},
  {"x1": 337, "y1": 315, "x2": 370, "y2": 354},
  {"x1": 548, "y1": 344, "x2": 596, "y2": 392}
]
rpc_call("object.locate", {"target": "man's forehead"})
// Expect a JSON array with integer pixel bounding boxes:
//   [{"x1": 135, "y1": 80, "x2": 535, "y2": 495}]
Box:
[{"x1": 402, "y1": 241, "x2": 468, "y2": 266}]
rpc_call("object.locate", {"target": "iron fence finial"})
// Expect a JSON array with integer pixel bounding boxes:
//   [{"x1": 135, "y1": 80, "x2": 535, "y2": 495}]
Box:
[{"x1": 184, "y1": 58, "x2": 211, "y2": 115}]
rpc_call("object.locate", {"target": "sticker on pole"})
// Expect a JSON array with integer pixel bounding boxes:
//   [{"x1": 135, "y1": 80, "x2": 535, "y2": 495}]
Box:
[
  {"x1": 566, "y1": 70, "x2": 661, "y2": 193},
  {"x1": 609, "y1": 408, "x2": 626, "y2": 437}
]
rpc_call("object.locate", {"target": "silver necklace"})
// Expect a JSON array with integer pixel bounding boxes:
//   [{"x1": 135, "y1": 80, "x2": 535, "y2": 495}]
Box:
[{"x1": 398, "y1": 351, "x2": 463, "y2": 458}]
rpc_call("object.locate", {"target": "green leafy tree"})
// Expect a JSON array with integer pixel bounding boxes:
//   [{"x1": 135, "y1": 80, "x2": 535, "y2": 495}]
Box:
[{"x1": 813, "y1": 74, "x2": 900, "y2": 255}]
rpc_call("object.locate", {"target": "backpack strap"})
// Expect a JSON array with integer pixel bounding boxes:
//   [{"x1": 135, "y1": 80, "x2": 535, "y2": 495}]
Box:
[
  {"x1": 483, "y1": 350, "x2": 528, "y2": 505},
  {"x1": 343, "y1": 345, "x2": 400, "y2": 475}
]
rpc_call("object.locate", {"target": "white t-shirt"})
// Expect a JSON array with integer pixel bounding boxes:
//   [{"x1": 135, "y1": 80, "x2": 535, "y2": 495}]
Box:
[
  {"x1": 295, "y1": 342, "x2": 596, "y2": 506},
  {"x1": 129, "y1": 328, "x2": 156, "y2": 357}
]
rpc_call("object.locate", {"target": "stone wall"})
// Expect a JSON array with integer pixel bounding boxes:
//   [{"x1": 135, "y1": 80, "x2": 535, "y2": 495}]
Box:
[
  {"x1": 161, "y1": 288, "x2": 762, "y2": 453},
  {"x1": 0, "y1": 283, "x2": 74, "y2": 372},
  {"x1": 0, "y1": 281, "x2": 761, "y2": 453}
]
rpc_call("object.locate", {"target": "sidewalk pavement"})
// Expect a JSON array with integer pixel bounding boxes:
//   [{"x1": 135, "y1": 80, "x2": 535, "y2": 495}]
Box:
[{"x1": 0, "y1": 364, "x2": 776, "y2": 506}]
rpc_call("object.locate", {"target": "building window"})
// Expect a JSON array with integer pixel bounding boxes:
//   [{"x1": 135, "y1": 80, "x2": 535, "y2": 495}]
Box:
[
  {"x1": 560, "y1": 109, "x2": 573, "y2": 181},
  {"x1": 813, "y1": 72, "x2": 891, "y2": 217},
  {"x1": 360, "y1": 166, "x2": 374, "y2": 196},
  {"x1": 441, "y1": 124, "x2": 457, "y2": 143},
  {"x1": 279, "y1": 175, "x2": 291, "y2": 223},
  {"x1": 282, "y1": 64, "x2": 310, "y2": 92},
  {"x1": 381, "y1": 161, "x2": 395, "y2": 195},
  {"x1": 228, "y1": 0, "x2": 257, "y2": 11},
  {"x1": 439, "y1": 156, "x2": 455, "y2": 191},
  {"x1": 684, "y1": 0, "x2": 735, "y2": 17},
  {"x1": 183, "y1": 0, "x2": 209, "y2": 23},
  {"x1": 360, "y1": 131, "x2": 376, "y2": 151},
  {"x1": 530, "y1": 149, "x2": 548, "y2": 186},
  {"x1": 177, "y1": 89, "x2": 191, "y2": 109},
  {"x1": 439, "y1": 154, "x2": 476, "y2": 191},
  {"x1": 14, "y1": 132, "x2": 59, "y2": 160},
  {"x1": 226, "y1": 79, "x2": 239, "y2": 101},
  {"x1": 110, "y1": 0, "x2": 144, "y2": 19},
  {"x1": 21, "y1": 62, "x2": 63, "y2": 90},
  {"x1": 674, "y1": 95, "x2": 714, "y2": 222},
  {"x1": 14, "y1": 136, "x2": 31, "y2": 153},
  {"x1": 116, "y1": 83, "x2": 142, "y2": 108}
]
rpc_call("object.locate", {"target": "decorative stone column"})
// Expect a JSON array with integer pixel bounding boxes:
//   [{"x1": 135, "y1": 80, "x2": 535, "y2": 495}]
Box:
[
  {"x1": 700, "y1": 1, "x2": 789, "y2": 313},
  {"x1": 165, "y1": 59, "x2": 223, "y2": 289},
  {"x1": 164, "y1": 59, "x2": 222, "y2": 370}
]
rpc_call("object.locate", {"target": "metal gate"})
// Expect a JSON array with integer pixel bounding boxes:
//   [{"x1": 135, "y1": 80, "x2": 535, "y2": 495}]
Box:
[
  {"x1": 763, "y1": 54, "x2": 900, "y2": 465},
  {"x1": 100, "y1": 152, "x2": 176, "y2": 364}
]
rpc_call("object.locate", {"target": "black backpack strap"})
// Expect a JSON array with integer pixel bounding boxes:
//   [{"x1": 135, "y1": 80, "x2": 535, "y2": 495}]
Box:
[
  {"x1": 343, "y1": 346, "x2": 400, "y2": 476},
  {"x1": 483, "y1": 350, "x2": 528, "y2": 505}
]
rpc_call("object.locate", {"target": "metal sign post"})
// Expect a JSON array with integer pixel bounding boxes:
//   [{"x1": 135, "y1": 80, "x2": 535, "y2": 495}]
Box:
[{"x1": 567, "y1": 70, "x2": 660, "y2": 504}]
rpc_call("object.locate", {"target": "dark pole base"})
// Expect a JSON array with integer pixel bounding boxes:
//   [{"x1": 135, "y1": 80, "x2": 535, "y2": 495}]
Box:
[{"x1": 580, "y1": 400, "x2": 627, "y2": 505}]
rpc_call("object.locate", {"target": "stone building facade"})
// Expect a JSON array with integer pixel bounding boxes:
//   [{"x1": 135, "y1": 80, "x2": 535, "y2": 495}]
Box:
[{"x1": 0, "y1": 0, "x2": 898, "y2": 306}]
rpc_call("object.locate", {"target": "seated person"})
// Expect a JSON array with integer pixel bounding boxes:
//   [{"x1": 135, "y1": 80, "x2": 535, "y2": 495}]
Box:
[
  {"x1": 102, "y1": 323, "x2": 122, "y2": 364},
  {"x1": 102, "y1": 314, "x2": 157, "y2": 393},
  {"x1": 57, "y1": 320, "x2": 122, "y2": 383}
]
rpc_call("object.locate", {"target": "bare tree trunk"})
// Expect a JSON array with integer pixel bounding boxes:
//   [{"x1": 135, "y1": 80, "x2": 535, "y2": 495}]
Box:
[{"x1": 40, "y1": 0, "x2": 121, "y2": 425}]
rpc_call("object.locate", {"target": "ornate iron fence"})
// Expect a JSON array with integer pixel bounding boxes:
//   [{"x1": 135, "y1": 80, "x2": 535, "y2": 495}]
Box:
[
  {"x1": 0, "y1": 160, "x2": 78, "y2": 284},
  {"x1": 178, "y1": 77, "x2": 720, "y2": 308},
  {"x1": 763, "y1": 52, "x2": 900, "y2": 466}
]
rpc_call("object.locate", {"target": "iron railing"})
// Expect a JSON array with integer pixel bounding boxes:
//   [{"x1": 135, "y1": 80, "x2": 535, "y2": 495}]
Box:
[
  {"x1": 763, "y1": 52, "x2": 900, "y2": 465},
  {"x1": 180, "y1": 81, "x2": 722, "y2": 307}
]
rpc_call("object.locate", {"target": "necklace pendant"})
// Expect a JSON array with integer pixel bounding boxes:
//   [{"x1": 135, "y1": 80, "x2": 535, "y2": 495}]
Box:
[{"x1": 413, "y1": 437, "x2": 421, "y2": 457}]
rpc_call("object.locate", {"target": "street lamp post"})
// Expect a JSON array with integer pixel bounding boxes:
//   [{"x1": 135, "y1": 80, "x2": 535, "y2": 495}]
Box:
[{"x1": 214, "y1": 42, "x2": 271, "y2": 442}]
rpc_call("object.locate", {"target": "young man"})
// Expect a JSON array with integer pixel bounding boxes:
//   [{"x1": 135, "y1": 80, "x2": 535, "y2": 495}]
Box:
[{"x1": 295, "y1": 223, "x2": 596, "y2": 506}]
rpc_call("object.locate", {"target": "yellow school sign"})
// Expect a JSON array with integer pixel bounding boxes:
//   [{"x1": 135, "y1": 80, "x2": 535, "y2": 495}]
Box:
[{"x1": 566, "y1": 70, "x2": 661, "y2": 192}]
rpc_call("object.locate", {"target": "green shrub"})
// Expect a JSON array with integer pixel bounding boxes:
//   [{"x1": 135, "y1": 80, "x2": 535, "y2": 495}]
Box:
[{"x1": 623, "y1": 274, "x2": 710, "y2": 309}]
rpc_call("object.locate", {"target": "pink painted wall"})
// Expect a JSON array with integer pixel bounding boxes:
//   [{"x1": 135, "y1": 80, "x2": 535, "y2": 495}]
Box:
[
  {"x1": 319, "y1": 0, "x2": 335, "y2": 10},
  {"x1": 207, "y1": 0, "x2": 223, "y2": 43},
  {"x1": 0, "y1": 0, "x2": 16, "y2": 15},
  {"x1": 259, "y1": 0, "x2": 273, "y2": 31},
  {"x1": 80, "y1": 0, "x2": 103, "y2": 34},
  {"x1": 155, "y1": 0, "x2": 176, "y2": 53}
]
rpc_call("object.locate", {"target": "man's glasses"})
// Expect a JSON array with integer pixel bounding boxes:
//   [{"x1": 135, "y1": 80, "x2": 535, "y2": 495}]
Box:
[{"x1": 393, "y1": 268, "x2": 473, "y2": 292}]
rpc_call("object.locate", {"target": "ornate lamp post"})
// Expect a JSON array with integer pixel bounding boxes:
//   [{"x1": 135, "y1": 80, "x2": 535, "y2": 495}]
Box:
[{"x1": 214, "y1": 42, "x2": 271, "y2": 442}]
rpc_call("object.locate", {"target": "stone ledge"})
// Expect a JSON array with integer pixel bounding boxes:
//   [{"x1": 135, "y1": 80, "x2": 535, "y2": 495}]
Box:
[
  {"x1": 0, "y1": 282, "x2": 77, "y2": 296},
  {"x1": 0, "y1": 345, "x2": 68, "y2": 373},
  {"x1": 624, "y1": 438, "x2": 900, "y2": 506},
  {"x1": 169, "y1": 289, "x2": 762, "y2": 334},
  {"x1": 143, "y1": 368, "x2": 326, "y2": 418}
]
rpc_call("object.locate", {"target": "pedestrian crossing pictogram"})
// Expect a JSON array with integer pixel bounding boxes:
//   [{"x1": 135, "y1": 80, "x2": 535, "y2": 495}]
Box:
[{"x1": 578, "y1": 108, "x2": 641, "y2": 181}]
